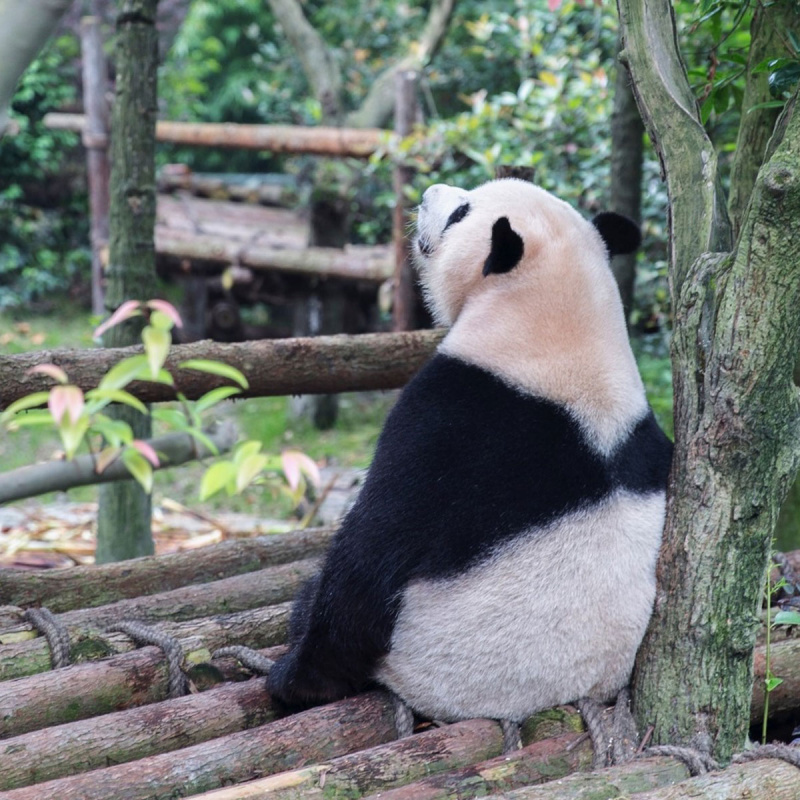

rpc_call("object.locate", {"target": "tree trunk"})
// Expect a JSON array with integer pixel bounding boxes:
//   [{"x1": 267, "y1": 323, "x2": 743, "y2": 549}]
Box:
[
  {"x1": 609, "y1": 40, "x2": 644, "y2": 322},
  {"x1": 0, "y1": 645, "x2": 285, "y2": 739},
  {"x1": 0, "y1": 0, "x2": 74, "y2": 136},
  {"x1": 0, "y1": 558, "x2": 316, "y2": 637},
  {"x1": 619, "y1": 0, "x2": 800, "y2": 762},
  {"x1": 0, "y1": 602, "x2": 290, "y2": 682},
  {"x1": 97, "y1": 0, "x2": 160, "y2": 563},
  {"x1": 2, "y1": 693, "x2": 395, "y2": 800},
  {"x1": 0, "y1": 526, "x2": 333, "y2": 610},
  {"x1": 0, "y1": 679, "x2": 276, "y2": 790},
  {"x1": 0, "y1": 330, "x2": 444, "y2": 410}
]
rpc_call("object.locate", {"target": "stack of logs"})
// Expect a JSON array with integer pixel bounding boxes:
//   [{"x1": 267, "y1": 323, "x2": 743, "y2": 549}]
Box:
[{"x1": 1, "y1": 531, "x2": 799, "y2": 798}]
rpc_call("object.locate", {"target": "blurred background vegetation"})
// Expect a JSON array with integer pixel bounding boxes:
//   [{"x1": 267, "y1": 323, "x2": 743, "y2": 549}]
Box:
[{"x1": 2, "y1": 0, "x2": 798, "y2": 516}]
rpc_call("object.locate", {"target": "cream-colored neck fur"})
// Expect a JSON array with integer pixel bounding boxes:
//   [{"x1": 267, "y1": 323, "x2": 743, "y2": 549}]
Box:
[{"x1": 441, "y1": 256, "x2": 647, "y2": 455}]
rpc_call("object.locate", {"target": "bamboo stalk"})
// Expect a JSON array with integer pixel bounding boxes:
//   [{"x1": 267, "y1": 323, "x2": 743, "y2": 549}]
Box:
[
  {"x1": 0, "y1": 526, "x2": 334, "y2": 610},
  {"x1": 0, "y1": 330, "x2": 444, "y2": 410},
  {"x1": 43, "y1": 113, "x2": 389, "y2": 158},
  {"x1": 0, "y1": 644, "x2": 285, "y2": 740},
  {"x1": 2, "y1": 692, "x2": 396, "y2": 800},
  {"x1": 0, "y1": 558, "x2": 317, "y2": 639},
  {"x1": 0, "y1": 602, "x2": 290, "y2": 682}
]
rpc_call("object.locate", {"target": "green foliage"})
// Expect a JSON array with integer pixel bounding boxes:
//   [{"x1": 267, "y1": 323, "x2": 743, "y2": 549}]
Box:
[{"x1": 0, "y1": 35, "x2": 89, "y2": 310}]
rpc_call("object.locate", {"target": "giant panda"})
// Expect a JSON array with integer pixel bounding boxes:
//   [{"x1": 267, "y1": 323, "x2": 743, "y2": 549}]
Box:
[{"x1": 268, "y1": 177, "x2": 673, "y2": 728}]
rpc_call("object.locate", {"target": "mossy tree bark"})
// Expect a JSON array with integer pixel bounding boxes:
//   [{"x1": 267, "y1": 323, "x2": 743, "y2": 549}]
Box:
[
  {"x1": 96, "y1": 0, "x2": 160, "y2": 563},
  {"x1": 619, "y1": 0, "x2": 800, "y2": 763}
]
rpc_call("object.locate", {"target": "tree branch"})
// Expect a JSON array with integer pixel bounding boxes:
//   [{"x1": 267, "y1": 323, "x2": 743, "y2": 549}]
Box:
[
  {"x1": 616, "y1": 0, "x2": 732, "y2": 294},
  {"x1": 345, "y1": 0, "x2": 457, "y2": 129},
  {"x1": 0, "y1": 422, "x2": 237, "y2": 504},
  {"x1": 266, "y1": 0, "x2": 343, "y2": 123}
]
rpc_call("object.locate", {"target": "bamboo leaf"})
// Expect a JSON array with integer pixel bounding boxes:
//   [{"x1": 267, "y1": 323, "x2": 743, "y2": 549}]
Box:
[
  {"x1": 195, "y1": 386, "x2": 241, "y2": 413},
  {"x1": 179, "y1": 359, "x2": 249, "y2": 389},
  {"x1": 98, "y1": 355, "x2": 150, "y2": 392}
]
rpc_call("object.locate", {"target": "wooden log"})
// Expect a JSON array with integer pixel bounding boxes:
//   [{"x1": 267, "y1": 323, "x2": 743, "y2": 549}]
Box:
[
  {"x1": 43, "y1": 113, "x2": 389, "y2": 158},
  {"x1": 751, "y1": 637, "x2": 800, "y2": 723},
  {"x1": 0, "y1": 422, "x2": 238, "y2": 504},
  {"x1": 0, "y1": 558, "x2": 317, "y2": 638},
  {"x1": 156, "y1": 229, "x2": 394, "y2": 282},
  {"x1": 185, "y1": 718, "x2": 504, "y2": 800},
  {"x1": 627, "y1": 759, "x2": 800, "y2": 800},
  {"x1": 2, "y1": 692, "x2": 396, "y2": 800},
  {"x1": 157, "y1": 172, "x2": 300, "y2": 207},
  {"x1": 0, "y1": 601, "x2": 290, "y2": 682},
  {"x1": 0, "y1": 526, "x2": 334, "y2": 610},
  {"x1": 0, "y1": 645, "x2": 285, "y2": 739},
  {"x1": 0, "y1": 330, "x2": 444, "y2": 410}
]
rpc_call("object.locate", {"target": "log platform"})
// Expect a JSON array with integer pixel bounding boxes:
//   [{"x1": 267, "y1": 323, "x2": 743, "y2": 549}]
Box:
[{"x1": 0, "y1": 533, "x2": 798, "y2": 798}]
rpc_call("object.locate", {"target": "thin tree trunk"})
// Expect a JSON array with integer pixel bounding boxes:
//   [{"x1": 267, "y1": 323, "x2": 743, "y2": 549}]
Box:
[
  {"x1": 0, "y1": 526, "x2": 333, "y2": 610},
  {"x1": 0, "y1": 679, "x2": 276, "y2": 790},
  {"x1": 0, "y1": 0, "x2": 74, "y2": 136},
  {"x1": 2, "y1": 693, "x2": 396, "y2": 800},
  {"x1": 0, "y1": 330, "x2": 444, "y2": 410},
  {"x1": 609, "y1": 42, "x2": 644, "y2": 322},
  {"x1": 0, "y1": 645, "x2": 285, "y2": 739},
  {"x1": 0, "y1": 559, "x2": 316, "y2": 637},
  {"x1": 0, "y1": 602, "x2": 290, "y2": 682},
  {"x1": 97, "y1": 0, "x2": 160, "y2": 563}
]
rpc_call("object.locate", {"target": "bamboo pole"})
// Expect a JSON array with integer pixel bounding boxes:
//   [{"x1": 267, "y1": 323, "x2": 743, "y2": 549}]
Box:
[
  {"x1": 2, "y1": 692, "x2": 396, "y2": 800},
  {"x1": 155, "y1": 229, "x2": 394, "y2": 282},
  {"x1": 0, "y1": 645, "x2": 285, "y2": 740},
  {"x1": 43, "y1": 113, "x2": 389, "y2": 158},
  {"x1": 0, "y1": 526, "x2": 334, "y2": 611},
  {"x1": 0, "y1": 601, "x2": 290, "y2": 682},
  {"x1": 0, "y1": 678, "x2": 275, "y2": 790},
  {"x1": 0, "y1": 330, "x2": 444, "y2": 410},
  {"x1": 0, "y1": 558, "x2": 317, "y2": 639}
]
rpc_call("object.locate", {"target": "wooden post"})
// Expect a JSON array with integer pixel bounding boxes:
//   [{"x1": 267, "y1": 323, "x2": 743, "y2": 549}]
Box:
[
  {"x1": 80, "y1": 15, "x2": 110, "y2": 317},
  {"x1": 392, "y1": 70, "x2": 419, "y2": 332}
]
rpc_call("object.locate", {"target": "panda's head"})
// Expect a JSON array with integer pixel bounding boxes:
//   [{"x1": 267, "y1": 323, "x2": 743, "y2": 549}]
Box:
[{"x1": 413, "y1": 178, "x2": 640, "y2": 326}]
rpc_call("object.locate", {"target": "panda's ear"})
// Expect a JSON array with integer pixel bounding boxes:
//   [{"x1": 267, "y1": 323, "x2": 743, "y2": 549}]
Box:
[
  {"x1": 482, "y1": 217, "x2": 524, "y2": 276},
  {"x1": 591, "y1": 212, "x2": 641, "y2": 257}
]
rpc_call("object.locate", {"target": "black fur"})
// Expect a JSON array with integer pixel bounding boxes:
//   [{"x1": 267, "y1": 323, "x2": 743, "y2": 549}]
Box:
[
  {"x1": 267, "y1": 354, "x2": 672, "y2": 708},
  {"x1": 482, "y1": 217, "x2": 525, "y2": 276},
  {"x1": 591, "y1": 212, "x2": 642, "y2": 256},
  {"x1": 443, "y1": 202, "x2": 471, "y2": 231}
]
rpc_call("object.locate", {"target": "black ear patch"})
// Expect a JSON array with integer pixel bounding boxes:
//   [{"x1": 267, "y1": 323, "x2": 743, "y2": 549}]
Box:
[
  {"x1": 591, "y1": 212, "x2": 642, "y2": 257},
  {"x1": 482, "y1": 217, "x2": 524, "y2": 276}
]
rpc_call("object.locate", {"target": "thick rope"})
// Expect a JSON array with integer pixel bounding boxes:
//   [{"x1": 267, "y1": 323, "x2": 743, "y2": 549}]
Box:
[
  {"x1": 108, "y1": 621, "x2": 188, "y2": 698},
  {"x1": 392, "y1": 694, "x2": 415, "y2": 739},
  {"x1": 576, "y1": 697, "x2": 612, "y2": 769},
  {"x1": 645, "y1": 745, "x2": 720, "y2": 776},
  {"x1": 212, "y1": 646, "x2": 275, "y2": 675},
  {"x1": 23, "y1": 607, "x2": 71, "y2": 669},
  {"x1": 611, "y1": 688, "x2": 638, "y2": 764},
  {"x1": 732, "y1": 743, "x2": 800, "y2": 769},
  {"x1": 499, "y1": 719, "x2": 523, "y2": 754}
]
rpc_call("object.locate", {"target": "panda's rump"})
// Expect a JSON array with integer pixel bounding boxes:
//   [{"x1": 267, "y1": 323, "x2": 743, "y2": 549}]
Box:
[{"x1": 376, "y1": 489, "x2": 665, "y2": 722}]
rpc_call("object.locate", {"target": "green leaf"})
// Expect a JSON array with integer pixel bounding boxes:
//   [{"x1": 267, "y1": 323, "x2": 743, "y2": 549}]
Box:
[
  {"x1": 98, "y1": 355, "x2": 150, "y2": 392},
  {"x1": 122, "y1": 448, "x2": 153, "y2": 493},
  {"x1": 774, "y1": 609, "x2": 800, "y2": 627},
  {"x1": 187, "y1": 427, "x2": 220, "y2": 457},
  {"x1": 199, "y1": 461, "x2": 237, "y2": 500},
  {"x1": 5, "y1": 409, "x2": 55, "y2": 429},
  {"x1": 91, "y1": 416, "x2": 134, "y2": 447},
  {"x1": 142, "y1": 325, "x2": 172, "y2": 380},
  {"x1": 233, "y1": 440, "x2": 263, "y2": 467},
  {"x1": 151, "y1": 408, "x2": 190, "y2": 429},
  {"x1": 148, "y1": 309, "x2": 177, "y2": 331},
  {"x1": 59, "y1": 416, "x2": 90, "y2": 459},
  {"x1": 179, "y1": 359, "x2": 249, "y2": 389},
  {"x1": 235, "y1": 452, "x2": 268, "y2": 493},
  {"x1": 85, "y1": 388, "x2": 148, "y2": 415},
  {"x1": 195, "y1": 385, "x2": 241, "y2": 413},
  {"x1": 1, "y1": 392, "x2": 52, "y2": 422},
  {"x1": 765, "y1": 675, "x2": 784, "y2": 693}
]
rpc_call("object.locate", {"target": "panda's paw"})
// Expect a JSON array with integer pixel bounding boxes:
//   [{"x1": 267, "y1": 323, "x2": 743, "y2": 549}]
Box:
[{"x1": 499, "y1": 719, "x2": 522, "y2": 754}]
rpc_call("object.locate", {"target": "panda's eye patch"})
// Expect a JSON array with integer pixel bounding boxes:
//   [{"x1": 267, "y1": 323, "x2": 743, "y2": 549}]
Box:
[{"x1": 443, "y1": 202, "x2": 471, "y2": 232}]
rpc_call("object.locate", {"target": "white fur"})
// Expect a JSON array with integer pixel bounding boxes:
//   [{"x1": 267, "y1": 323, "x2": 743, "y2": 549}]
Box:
[
  {"x1": 414, "y1": 179, "x2": 648, "y2": 454},
  {"x1": 376, "y1": 490, "x2": 665, "y2": 722}
]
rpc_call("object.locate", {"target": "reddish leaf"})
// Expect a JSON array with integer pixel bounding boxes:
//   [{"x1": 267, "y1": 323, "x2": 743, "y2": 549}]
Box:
[
  {"x1": 131, "y1": 439, "x2": 161, "y2": 467},
  {"x1": 27, "y1": 364, "x2": 69, "y2": 384},
  {"x1": 94, "y1": 300, "x2": 142, "y2": 339},
  {"x1": 147, "y1": 299, "x2": 184, "y2": 328},
  {"x1": 48, "y1": 385, "x2": 85, "y2": 426}
]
